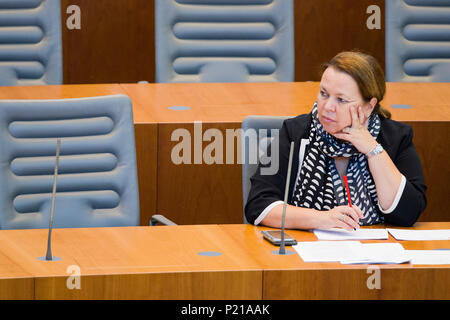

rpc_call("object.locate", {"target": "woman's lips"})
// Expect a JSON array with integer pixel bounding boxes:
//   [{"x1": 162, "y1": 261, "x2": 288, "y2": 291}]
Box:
[{"x1": 322, "y1": 115, "x2": 336, "y2": 123}]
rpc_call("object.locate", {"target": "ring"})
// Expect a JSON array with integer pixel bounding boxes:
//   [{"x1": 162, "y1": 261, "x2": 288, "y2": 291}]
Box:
[
  {"x1": 343, "y1": 127, "x2": 351, "y2": 133},
  {"x1": 339, "y1": 214, "x2": 346, "y2": 222}
]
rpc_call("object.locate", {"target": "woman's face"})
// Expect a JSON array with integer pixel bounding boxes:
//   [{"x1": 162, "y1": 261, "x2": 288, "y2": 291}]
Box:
[{"x1": 317, "y1": 67, "x2": 374, "y2": 134}]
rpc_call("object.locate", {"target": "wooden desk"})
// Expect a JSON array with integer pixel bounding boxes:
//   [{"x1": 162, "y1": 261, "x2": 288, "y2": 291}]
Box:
[
  {"x1": 1, "y1": 83, "x2": 448, "y2": 225},
  {"x1": 0, "y1": 223, "x2": 448, "y2": 300},
  {"x1": 121, "y1": 82, "x2": 450, "y2": 122},
  {"x1": 0, "y1": 225, "x2": 262, "y2": 300},
  {"x1": 221, "y1": 222, "x2": 450, "y2": 300}
]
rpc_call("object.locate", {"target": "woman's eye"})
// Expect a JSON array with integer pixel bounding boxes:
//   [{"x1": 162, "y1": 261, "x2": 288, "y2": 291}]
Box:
[
  {"x1": 320, "y1": 90, "x2": 328, "y2": 97},
  {"x1": 338, "y1": 98, "x2": 348, "y2": 104}
]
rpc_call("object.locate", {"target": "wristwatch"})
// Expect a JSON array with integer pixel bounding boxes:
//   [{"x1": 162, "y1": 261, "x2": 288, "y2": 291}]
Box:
[{"x1": 366, "y1": 143, "x2": 383, "y2": 158}]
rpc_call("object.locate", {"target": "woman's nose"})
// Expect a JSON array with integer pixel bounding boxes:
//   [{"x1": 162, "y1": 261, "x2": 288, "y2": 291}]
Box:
[{"x1": 324, "y1": 98, "x2": 336, "y2": 112}]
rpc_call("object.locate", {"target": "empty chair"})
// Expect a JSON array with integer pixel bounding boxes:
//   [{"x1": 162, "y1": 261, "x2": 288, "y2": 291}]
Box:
[
  {"x1": 386, "y1": 0, "x2": 450, "y2": 82},
  {"x1": 241, "y1": 115, "x2": 290, "y2": 223},
  {"x1": 155, "y1": 0, "x2": 294, "y2": 83},
  {"x1": 0, "y1": 95, "x2": 139, "y2": 229},
  {"x1": 0, "y1": 0, "x2": 62, "y2": 86}
]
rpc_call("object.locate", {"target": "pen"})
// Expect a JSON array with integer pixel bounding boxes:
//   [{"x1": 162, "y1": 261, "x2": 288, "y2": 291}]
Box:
[
  {"x1": 343, "y1": 175, "x2": 356, "y2": 230},
  {"x1": 343, "y1": 175, "x2": 352, "y2": 207}
]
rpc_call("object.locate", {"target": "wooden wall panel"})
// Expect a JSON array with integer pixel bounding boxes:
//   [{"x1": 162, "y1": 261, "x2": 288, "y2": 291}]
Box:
[
  {"x1": 157, "y1": 123, "x2": 244, "y2": 225},
  {"x1": 294, "y1": 0, "x2": 385, "y2": 81},
  {"x1": 264, "y1": 268, "x2": 450, "y2": 300},
  {"x1": 35, "y1": 271, "x2": 262, "y2": 300},
  {"x1": 406, "y1": 122, "x2": 450, "y2": 222},
  {"x1": 61, "y1": 0, "x2": 155, "y2": 84},
  {"x1": 61, "y1": 0, "x2": 385, "y2": 84},
  {"x1": 134, "y1": 124, "x2": 158, "y2": 226},
  {"x1": 0, "y1": 279, "x2": 34, "y2": 300}
]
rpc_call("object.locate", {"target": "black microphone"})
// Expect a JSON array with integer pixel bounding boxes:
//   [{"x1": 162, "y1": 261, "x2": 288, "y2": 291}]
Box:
[
  {"x1": 39, "y1": 138, "x2": 61, "y2": 261},
  {"x1": 278, "y1": 141, "x2": 295, "y2": 255}
]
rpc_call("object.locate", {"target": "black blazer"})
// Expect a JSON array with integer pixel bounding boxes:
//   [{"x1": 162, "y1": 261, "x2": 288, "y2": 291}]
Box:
[{"x1": 245, "y1": 113, "x2": 427, "y2": 227}]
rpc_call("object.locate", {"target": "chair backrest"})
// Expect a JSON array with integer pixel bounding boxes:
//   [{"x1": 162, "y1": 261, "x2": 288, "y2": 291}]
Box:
[
  {"x1": 241, "y1": 115, "x2": 290, "y2": 223},
  {"x1": 155, "y1": 0, "x2": 294, "y2": 83},
  {"x1": 0, "y1": 0, "x2": 62, "y2": 86},
  {"x1": 0, "y1": 95, "x2": 140, "y2": 229},
  {"x1": 386, "y1": 0, "x2": 450, "y2": 82}
]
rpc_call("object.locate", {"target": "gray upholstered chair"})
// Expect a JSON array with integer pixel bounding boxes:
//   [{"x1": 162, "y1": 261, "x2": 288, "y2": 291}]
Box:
[
  {"x1": 0, "y1": 95, "x2": 140, "y2": 229},
  {"x1": 155, "y1": 0, "x2": 294, "y2": 83},
  {"x1": 386, "y1": 0, "x2": 450, "y2": 82},
  {"x1": 241, "y1": 115, "x2": 290, "y2": 223},
  {"x1": 0, "y1": 0, "x2": 62, "y2": 86}
]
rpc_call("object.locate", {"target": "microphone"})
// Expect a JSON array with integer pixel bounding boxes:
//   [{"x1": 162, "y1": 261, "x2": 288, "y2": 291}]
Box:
[
  {"x1": 278, "y1": 141, "x2": 295, "y2": 255},
  {"x1": 38, "y1": 138, "x2": 62, "y2": 262}
]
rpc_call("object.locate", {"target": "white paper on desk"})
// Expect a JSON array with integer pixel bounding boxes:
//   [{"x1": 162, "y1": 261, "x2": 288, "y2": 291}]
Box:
[
  {"x1": 293, "y1": 241, "x2": 410, "y2": 264},
  {"x1": 293, "y1": 241, "x2": 364, "y2": 262},
  {"x1": 340, "y1": 243, "x2": 410, "y2": 264},
  {"x1": 313, "y1": 228, "x2": 388, "y2": 240},
  {"x1": 387, "y1": 228, "x2": 450, "y2": 241},
  {"x1": 405, "y1": 250, "x2": 450, "y2": 265}
]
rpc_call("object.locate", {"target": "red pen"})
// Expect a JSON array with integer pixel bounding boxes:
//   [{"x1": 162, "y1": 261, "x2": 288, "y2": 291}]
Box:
[
  {"x1": 343, "y1": 175, "x2": 352, "y2": 207},
  {"x1": 343, "y1": 175, "x2": 356, "y2": 230}
]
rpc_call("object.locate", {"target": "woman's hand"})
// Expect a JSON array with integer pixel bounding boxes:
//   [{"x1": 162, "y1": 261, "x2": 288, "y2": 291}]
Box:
[
  {"x1": 333, "y1": 105, "x2": 378, "y2": 155},
  {"x1": 314, "y1": 205, "x2": 364, "y2": 231}
]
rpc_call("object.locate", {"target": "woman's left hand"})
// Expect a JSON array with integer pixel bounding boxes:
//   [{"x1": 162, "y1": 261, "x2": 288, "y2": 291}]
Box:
[{"x1": 333, "y1": 105, "x2": 378, "y2": 155}]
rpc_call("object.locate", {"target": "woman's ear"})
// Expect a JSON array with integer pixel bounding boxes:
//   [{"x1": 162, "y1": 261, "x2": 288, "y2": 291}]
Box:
[{"x1": 366, "y1": 97, "x2": 377, "y2": 117}]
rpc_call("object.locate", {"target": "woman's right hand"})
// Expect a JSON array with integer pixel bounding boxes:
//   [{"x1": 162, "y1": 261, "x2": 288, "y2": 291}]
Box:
[{"x1": 314, "y1": 205, "x2": 363, "y2": 231}]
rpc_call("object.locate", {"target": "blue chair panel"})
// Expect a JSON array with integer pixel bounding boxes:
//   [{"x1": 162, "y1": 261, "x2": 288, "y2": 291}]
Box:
[
  {"x1": 155, "y1": 0, "x2": 294, "y2": 83},
  {"x1": 0, "y1": 95, "x2": 140, "y2": 229},
  {"x1": 386, "y1": 0, "x2": 450, "y2": 82},
  {"x1": 0, "y1": 0, "x2": 62, "y2": 86},
  {"x1": 241, "y1": 115, "x2": 290, "y2": 223}
]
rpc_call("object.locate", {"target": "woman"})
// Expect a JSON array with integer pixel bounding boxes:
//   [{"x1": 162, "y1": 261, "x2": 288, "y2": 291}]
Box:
[{"x1": 245, "y1": 51, "x2": 427, "y2": 230}]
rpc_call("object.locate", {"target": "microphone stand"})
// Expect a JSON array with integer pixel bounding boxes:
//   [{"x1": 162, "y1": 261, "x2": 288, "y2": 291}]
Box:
[
  {"x1": 38, "y1": 138, "x2": 61, "y2": 262},
  {"x1": 276, "y1": 141, "x2": 295, "y2": 255}
]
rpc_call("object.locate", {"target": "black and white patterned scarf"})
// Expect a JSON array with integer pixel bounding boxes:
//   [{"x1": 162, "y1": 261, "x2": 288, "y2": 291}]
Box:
[{"x1": 292, "y1": 103, "x2": 382, "y2": 225}]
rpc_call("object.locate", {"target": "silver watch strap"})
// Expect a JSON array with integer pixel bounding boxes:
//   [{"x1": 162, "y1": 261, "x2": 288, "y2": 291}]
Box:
[{"x1": 366, "y1": 143, "x2": 383, "y2": 158}]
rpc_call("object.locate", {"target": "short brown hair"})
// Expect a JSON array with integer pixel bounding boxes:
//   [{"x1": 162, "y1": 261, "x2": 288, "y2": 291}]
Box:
[{"x1": 322, "y1": 51, "x2": 391, "y2": 119}]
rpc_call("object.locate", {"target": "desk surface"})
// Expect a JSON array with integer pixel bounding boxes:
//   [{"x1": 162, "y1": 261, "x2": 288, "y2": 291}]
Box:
[
  {"x1": 0, "y1": 225, "x2": 261, "y2": 278},
  {"x1": 0, "y1": 223, "x2": 448, "y2": 299},
  {"x1": 1, "y1": 82, "x2": 449, "y2": 123},
  {"x1": 121, "y1": 82, "x2": 450, "y2": 123},
  {"x1": 221, "y1": 222, "x2": 450, "y2": 270}
]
